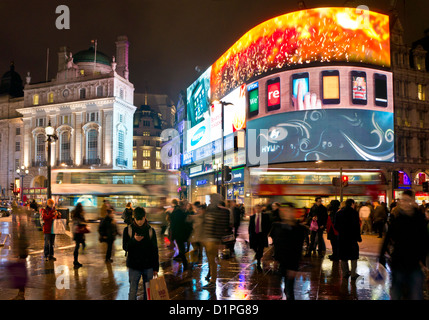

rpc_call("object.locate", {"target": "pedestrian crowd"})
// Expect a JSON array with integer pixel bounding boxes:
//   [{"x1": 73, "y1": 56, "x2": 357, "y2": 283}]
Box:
[{"x1": 4, "y1": 190, "x2": 429, "y2": 301}]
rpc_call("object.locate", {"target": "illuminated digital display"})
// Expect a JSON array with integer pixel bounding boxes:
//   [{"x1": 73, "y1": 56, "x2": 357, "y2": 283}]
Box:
[
  {"x1": 267, "y1": 77, "x2": 281, "y2": 111},
  {"x1": 247, "y1": 109, "x2": 394, "y2": 164},
  {"x1": 322, "y1": 70, "x2": 340, "y2": 104},
  {"x1": 248, "y1": 82, "x2": 259, "y2": 117},
  {"x1": 351, "y1": 71, "x2": 367, "y2": 104},
  {"x1": 210, "y1": 7, "x2": 390, "y2": 100}
]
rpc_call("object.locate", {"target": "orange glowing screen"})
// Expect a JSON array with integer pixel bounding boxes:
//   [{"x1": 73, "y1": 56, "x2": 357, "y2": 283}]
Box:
[{"x1": 210, "y1": 7, "x2": 390, "y2": 100}]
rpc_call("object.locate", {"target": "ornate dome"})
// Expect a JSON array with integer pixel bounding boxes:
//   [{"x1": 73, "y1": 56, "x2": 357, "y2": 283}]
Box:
[
  {"x1": 0, "y1": 62, "x2": 24, "y2": 97},
  {"x1": 73, "y1": 46, "x2": 111, "y2": 66}
]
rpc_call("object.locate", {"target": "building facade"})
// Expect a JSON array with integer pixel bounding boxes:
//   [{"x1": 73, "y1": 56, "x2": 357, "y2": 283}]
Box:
[{"x1": 0, "y1": 36, "x2": 136, "y2": 201}]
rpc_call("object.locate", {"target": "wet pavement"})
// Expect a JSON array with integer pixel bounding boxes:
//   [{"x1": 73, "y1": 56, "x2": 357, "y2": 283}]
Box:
[{"x1": 0, "y1": 214, "x2": 428, "y2": 301}]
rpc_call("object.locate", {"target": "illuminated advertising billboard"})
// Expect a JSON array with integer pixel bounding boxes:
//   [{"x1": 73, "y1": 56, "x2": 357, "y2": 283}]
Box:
[
  {"x1": 246, "y1": 65, "x2": 394, "y2": 164},
  {"x1": 210, "y1": 7, "x2": 390, "y2": 101}
]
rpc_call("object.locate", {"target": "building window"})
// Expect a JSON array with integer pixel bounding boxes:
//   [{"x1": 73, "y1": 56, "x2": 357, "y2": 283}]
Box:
[
  {"x1": 80, "y1": 70, "x2": 85, "y2": 76},
  {"x1": 33, "y1": 94, "x2": 39, "y2": 105},
  {"x1": 143, "y1": 149, "x2": 150, "y2": 157},
  {"x1": 87, "y1": 129, "x2": 98, "y2": 160},
  {"x1": 16, "y1": 127, "x2": 20, "y2": 136},
  {"x1": 133, "y1": 150, "x2": 137, "y2": 158},
  {"x1": 119, "y1": 114, "x2": 124, "y2": 123},
  {"x1": 36, "y1": 134, "x2": 45, "y2": 162},
  {"x1": 60, "y1": 132, "x2": 71, "y2": 161},
  {"x1": 119, "y1": 88, "x2": 124, "y2": 99},
  {"x1": 61, "y1": 115, "x2": 70, "y2": 125},
  {"x1": 156, "y1": 150, "x2": 161, "y2": 159},
  {"x1": 143, "y1": 131, "x2": 150, "y2": 136},
  {"x1": 418, "y1": 84, "x2": 426, "y2": 101},
  {"x1": 143, "y1": 120, "x2": 151, "y2": 127},
  {"x1": 87, "y1": 112, "x2": 98, "y2": 122},
  {"x1": 156, "y1": 160, "x2": 161, "y2": 169},
  {"x1": 15, "y1": 159, "x2": 19, "y2": 171},
  {"x1": 133, "y1": 140, "x2": 137, "y2": 146},
  {"x1": 80, "y1": 88, "x2": 86, "y2": 100},
  {"x1": 118, "y1": 130, "x2": 125, "y2": 164},
  {"x1": 133, "y1": 160, "x2": 137, "y2": 169},
  {"x1": 36, "y1": 118, "x2": 45, "y2": 128},
  {"x1": 96, "y1": 86, "x2": 103, "y2": 97},
  {"x1": 142, "y1": 160, "x2": 150, "y2": 168},
  {"x1": 15, "y1": 141, "x2": 20, "y2": 152},
  {"x1": 48, "y1": 92, "x2": 54, "y2": 103}
]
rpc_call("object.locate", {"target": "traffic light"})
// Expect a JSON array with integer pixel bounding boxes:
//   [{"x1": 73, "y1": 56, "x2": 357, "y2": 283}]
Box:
[
  {"x1": 332, "y1": 177, "x2": 340, "y2": 187},
  {"x1": 342, "y1": 175, "x2": 348, "y2": 187},
  {"x1": 223, "y1": 166, "x2": 232, "y2": 182},
  {"x1": 392, "y1": 171, "x2": 399, "y2": 189},
  {"x1": 423, "y1": 181, "x2": 429, "y2": 192},
  {"x1": 9, "y1": 183, "x2": 14, "y2": 191}
]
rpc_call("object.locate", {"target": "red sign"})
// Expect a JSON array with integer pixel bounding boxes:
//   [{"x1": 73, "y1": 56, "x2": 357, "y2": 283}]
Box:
[{"x1": 267, "y1": 82, "x2": 280, "y2": 107}]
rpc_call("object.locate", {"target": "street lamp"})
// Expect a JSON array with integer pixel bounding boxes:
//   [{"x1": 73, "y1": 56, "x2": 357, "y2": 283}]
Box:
[
  {"x1": 212, "y1": 100, "x2": 233, "y2": 199},
  {"x1": 45, "y1": 120, "x2": 58, "y2": 200},
  {"x1": 16, "y1": 165, "x2": 29, "y2": 203}
]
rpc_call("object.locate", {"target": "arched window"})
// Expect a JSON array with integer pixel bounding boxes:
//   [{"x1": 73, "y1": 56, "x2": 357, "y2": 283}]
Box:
[
  {"x1": 60, "y1": 131, "x2": 71, "y2": 162},
  {"x1": 80, "y1": 88, "x2": 86, "y2": 100},
  {"x1": 96, "y1": 86, "x2": 103, "y2": 97},
  {"x1": 33, "y1": 94, "x2": 39, "y2": 105},
  {"x1": 87, "y1": 129, "x2": 98, "y2": 161},
  {"x1": 48, "y1": 92, "x2": 54, "y2": 103},
  {"x1": 117, "y1": 129, "x2": 125, "y2": 165},
  {"x1": 36, "y1": 134, "x2": 45, "y2": 163}
]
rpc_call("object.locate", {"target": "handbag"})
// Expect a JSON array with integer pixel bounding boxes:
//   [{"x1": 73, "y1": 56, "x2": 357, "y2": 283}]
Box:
[
  {"x1": 51, "y1": 219, "x2": 66, "y2": 235},
  {"x1": 310, "y1": 220, "x2": 319, "y2": 231},
  {"x1": 148, "y1": 276, "x2": 169, "y2": 300}
]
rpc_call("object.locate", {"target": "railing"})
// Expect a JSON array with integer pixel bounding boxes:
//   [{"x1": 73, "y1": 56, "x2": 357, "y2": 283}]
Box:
[
  {"x1": 83, "y1": 158, "x2": 101, "y2": 165},
  {"x1": 56, "y1": 159, "x2": 74, "y2": 166},
  {"x1": 32, "y1": 160, "x2": 47, "y2": 167}
]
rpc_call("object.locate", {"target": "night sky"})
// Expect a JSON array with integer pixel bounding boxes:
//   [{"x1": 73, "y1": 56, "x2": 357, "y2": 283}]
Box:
[{"x1": 0, "y1": 0, "x2": 427, "y2": 103}]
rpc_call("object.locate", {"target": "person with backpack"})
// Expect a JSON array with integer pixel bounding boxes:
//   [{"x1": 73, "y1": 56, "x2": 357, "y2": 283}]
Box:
[
  {"x1": 122, "y1": 202, "x2": 134, "y2": 225},
  {"x1": 122, "y1": 207, "x2": 159, "y2": 300}
]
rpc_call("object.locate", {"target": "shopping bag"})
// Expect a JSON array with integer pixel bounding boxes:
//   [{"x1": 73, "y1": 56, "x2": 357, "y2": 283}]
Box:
[
  {"x1": 52, "y1": 219, "x2": 66, "y2": 235},
  {"x1": 148, "y1": 276, "x2": 170, "y2": 300}
]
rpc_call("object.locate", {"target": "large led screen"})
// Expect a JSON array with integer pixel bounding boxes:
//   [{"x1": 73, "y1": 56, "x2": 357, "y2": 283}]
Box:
[
  {"x1": 247, "y1": 109, "x2": 394, "y2": 164},
  {"x1": 210, "y1": 7, "x2": 390, "y2": 100}
]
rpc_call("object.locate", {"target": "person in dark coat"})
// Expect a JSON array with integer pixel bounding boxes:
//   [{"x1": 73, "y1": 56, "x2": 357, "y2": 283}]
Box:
[
  {"x1": 334, "y1": 199, "x2": 362, "y2": 280},
  {"x1": 379, "y1": 190, "x2": 429, "y2": 300},
  {"x1": 326, "y1": 200, "x2": 340, "y2": 261},
  {"x1": 306, "y1": 197, "x2": 328, "y2": 256},
  {"x1": 248, "y1": 204, "x2": 271, "y2": 270},
  {"x1": 373, "y1": 200, "x2": 387, "y2": 238},
  {"x1": 270, "y1": 203, "x2": 307, "y2": 300},
  {"x1": 169, "y1": 199, "x2": 190, "y2": 270},
  {"x1": 121, "y1": 202, "x2": 134, "y2": 225},
  {"x1": 71, "y1": 203, "x2": 88, "y2": 269},
  {"x1": 98, "y1": 209, "x2": 120, "y2": 263},
  {"x1": 122, "y1": 207, "x2": 159, "y2": 300}
]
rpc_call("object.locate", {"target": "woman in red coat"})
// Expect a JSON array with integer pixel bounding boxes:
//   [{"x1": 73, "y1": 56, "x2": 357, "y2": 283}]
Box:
[{"x1": 41, "y1": 199, "x2": 60, "y2": 261}]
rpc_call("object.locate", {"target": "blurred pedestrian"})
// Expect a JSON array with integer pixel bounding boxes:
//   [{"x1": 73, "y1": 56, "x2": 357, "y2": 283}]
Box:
[
  {"x1": 98, "y1": 209, "x2": 120, "y2": 263},
  {"x1": 306, "y1": 197, "x2": 328, "y2": 256},
  {"x1": 11, "y1": 200, "x2": 18, "y2": 224},
  {"x1": 359, "y1": 200, "x2": 373, "y2": 234},
  {"x1": 9, "y1": 207, "x2": 29, "y2": 300},
  {"x1": 270, "y1": 203, "x2": 307, "y2": 300},
  {"x1": 334, "y1": 199, "x2": 362, "y2": 280},
  {"x1": 231, "y1": 200, "x2": 242, "y2": 240},
  {"x1": 184, "y1": 202, "x2": 195, "y2": 252},
  {"x1": 169, "y1": 199, "x2": 190, "y2": 270},
  {"x1": 100, "y1": 199, "x2": 113, "y2": 220},
  {"x1": 41, "y1": 199, "x2": 60, "y2": 261},
  {"x1": 249, "y1": 204, "x2": 271, "y2": 270},
  {"x1": 373, "y1": 200, "x2": 387, "y2": 238},
  {"x1": 122, "y1": 202, "x2": 134, "y2": 225},
  {"x1": 202, "y1": 194, "x2": 230, "y2": 288},
  {"x1": 122, "y1": 207, "x2": 159, "y2": 300},
  {"x1": 326, "y1": 200, "x2": 340, "y2": 261},
  {"x1": 189, "y1": 203, "x2": 206, "y2": 261},
  {"x1": 379, "y1": 190, "x2": 429, "y2": 300},
  {"x1": 271, "y1": 202, "x2": 281, "y2": 223},
  {"x1": 71, "y1": 203, "x2": 88, "y2": 269}
]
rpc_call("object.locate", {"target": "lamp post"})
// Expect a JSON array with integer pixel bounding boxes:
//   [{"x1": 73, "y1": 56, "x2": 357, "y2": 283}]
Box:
[
  {"x1": 16, "y1": 165, "x2": 29, "y2": 203},
  {"x1": 212, "y1": 100, "x2": 232, "y2": 199},
  {"x1": 45, "y1": 120, "x2": 58, "y2": 200}
]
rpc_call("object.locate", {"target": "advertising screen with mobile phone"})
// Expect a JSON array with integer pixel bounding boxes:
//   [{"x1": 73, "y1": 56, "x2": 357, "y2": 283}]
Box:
[
  {"x1": 351, "y1": 71, "x2": 367, "y2": 105},
  {"x1": 247, "y1": 82, "x2": 259, "y2": 117},
  {"x1": 267, "y1": 77, "x2": 281, "y2": 111},
  {"x1": 374, "y1": 73, "x2": 388, "y2": 107},
  {"x1": 322, "y1": 70, "x2": 340, "y2": 104},
  {"x1": 292, "y1": 73, "x2": 309, "y2": 108}
]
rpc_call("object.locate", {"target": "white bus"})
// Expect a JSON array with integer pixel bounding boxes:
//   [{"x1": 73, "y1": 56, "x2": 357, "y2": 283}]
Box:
[{"x1": 51, "y1": 168, "x2": 180, "y2": 222}]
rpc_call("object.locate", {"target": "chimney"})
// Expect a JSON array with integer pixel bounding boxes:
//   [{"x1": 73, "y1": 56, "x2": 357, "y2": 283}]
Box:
[
  {"x1": 115, "y1": 35, "x2": 129, "y2": 80},
  {"x1": 57, "y1": 46, "x2": 70, "y2": 71}
]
